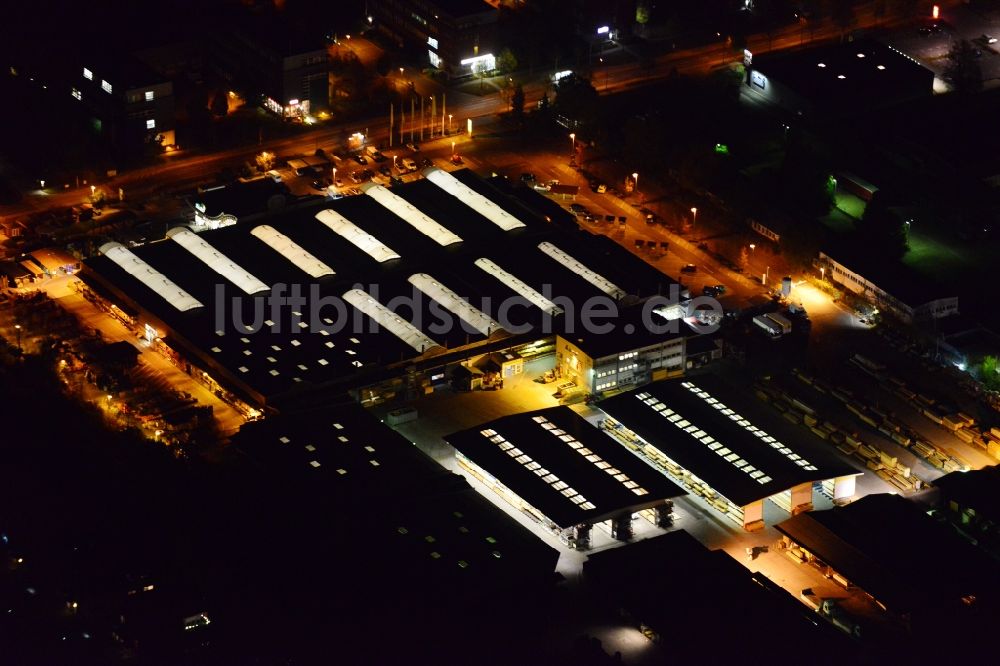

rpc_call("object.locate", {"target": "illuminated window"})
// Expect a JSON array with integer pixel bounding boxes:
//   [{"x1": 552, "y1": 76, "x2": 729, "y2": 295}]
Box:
[
  {"x1": 145, "y1": 90, "x2": 154, "y2": 101},
  {"x1": 71, "y1": 88, "x2": 81, "y2": 100},
  {"x1": 83, "y1": 67, "x2": 92, "y2": 80},
  {"x1": 101, "y1": 80, "x2": 112, "y2": 94}
]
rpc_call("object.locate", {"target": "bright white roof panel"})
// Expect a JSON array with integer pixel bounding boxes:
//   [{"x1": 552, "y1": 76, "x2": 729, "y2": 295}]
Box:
[
  {"x1": 537, "y1": 241, "x2": 626, "y2": 300},
  {"x1": 408, "y1": 273, "x2": 503, "y2": 337},
  {"x1": 474, "y1": 258, "x2": 564, "y2": 316},
  {"x1": 250, "y1": 225, "x2": 335, "y2": 279},
  {"x1": 315, "y1": 209, "x2": 401, "y2": 263},
  {"x1": 423, "y1": 167, "x2": 526, "y2": 232},
  {"x1": 361, "y1": 184, "x2": 462, "y2": 246},
  {"x1": 342, "y1": 289, "x2": 440, "y2": 353},
  {"x1": 99, "y1": 242, "x2": 204, "y2": 312},
  {"x1": 165, "y1": 227, "x2": 269, "y2": 295}
]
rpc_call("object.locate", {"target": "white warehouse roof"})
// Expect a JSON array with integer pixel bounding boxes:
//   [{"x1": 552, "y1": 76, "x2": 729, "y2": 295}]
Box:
[
  {"x1": 423, "y1": 167, "x2": 526, "y2": 232},
  {"x1": 315, "y1": 209, "x2": 402, "y2": 263},
  {"x1": 538, "y1": 242, "x2": 626, "y2": 300},
  {"x1": 250, "y1": 225, "x2": 335, "y2": 279},
  {"x1": 474, "y1": 258, "x2": 564, "y2": 316},
  {"x1": 342, "y1": 289, "x2": 441, "y2": 353},
  {"x1": 361, "y1": 183, "x2": 463, "y2": 246},
  {"x1": 99, "y1": 242, "x2": 204, "y2": 312},
  {"x1": 408, "y1": 273, "x2": 503, "y2": 337},
  {"x1": 166, "y1": 227, "x2": 270, "y2": 295}
]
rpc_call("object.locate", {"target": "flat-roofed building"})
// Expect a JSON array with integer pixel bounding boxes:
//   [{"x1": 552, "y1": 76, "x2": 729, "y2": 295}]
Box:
[
  {"x1": 597, "y1": 377, "x2": 860, "y2": 531},
  {"x1": 446, "y1": 406, "x2": 686, "y2": 549},
  {"x1": 81, "y1": 168, "x2": 699, "y2": 412}
]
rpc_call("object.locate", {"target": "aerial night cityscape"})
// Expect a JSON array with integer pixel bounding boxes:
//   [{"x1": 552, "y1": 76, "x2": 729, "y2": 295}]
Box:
[{"x1": 4, "y1": 0, "x2": 1000, "y2": 663}]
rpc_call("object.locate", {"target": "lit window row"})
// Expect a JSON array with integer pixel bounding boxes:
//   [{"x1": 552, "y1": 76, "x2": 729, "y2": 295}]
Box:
[
  {"x1": 596, "y1": 381, "x2": 617, "y2": 391},
  {"x1": 636, "y1": 391, "x2": 774, "y2": 485},
  {"x1": 478, "y1": 428, "x2": 596, "y2": 510},
  {"x1": 681, "y1": 382, "x2": 819, "y2": 472},
  {"x1": 531, "y1": 415, "x2": 648, "y2": 496},
  {"x1": 619, "y1": 351, "x2": 638, "y2": 361}
]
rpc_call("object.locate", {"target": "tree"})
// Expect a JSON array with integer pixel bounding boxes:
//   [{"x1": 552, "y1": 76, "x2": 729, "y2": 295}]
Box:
[
  {"x1": 980, "y1": 355, "x2": 1000, "y2": 391},
  {"x1": 511, "y1": 83, "x2": 525, "y2": 121},
  {"x1": 210, "y1": 91, "x2": 229, "y2": 117},
  {"x1": 496, "y1": 48, "x2": 517, "y2": 75},
  {"x1": 636, "y1": 0, "x2": 651, "y2": 24},
  {"x1": 473, "y1": 60, "x2": 492, "y2": 92},
  {"x1": 553, "y1": 75, "x2": 599, "y2": 132},
  {"x1": 255, "y1": 151, "x2": 275, "y2": 172},
  {"x1": 945, "y1": 40, "x2": 983, "y2": 94},
  {"x1": 857, "y1": 192, "x2": 908, "y2": 259}
]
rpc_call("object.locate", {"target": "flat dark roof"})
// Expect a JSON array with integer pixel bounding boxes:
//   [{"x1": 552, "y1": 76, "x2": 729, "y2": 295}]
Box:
[
  {"x1": 194, "y1": 179, "x2": 290, "y2": 218},
  {"x1": 231, "y1": 401, "x2": 447, "y2": 503},
  {"x1": 583, "y1": 530, "x2": 850, "y2": 657},
  {"x1": 934, "y1": 465, "x2": 1000, "y2": 524},
  {"x1": 776, "y1": 493, "x2": 1000, "y2": 614},
  {"x1": 752, "y1": 39, "x2": 933, "y2": 109},
  {"x1": 597, "y1": 377, "x2": 858, "y2": 507},
  {"x1": 445, "y1": 406, "x2": 685, "y2": 528}
]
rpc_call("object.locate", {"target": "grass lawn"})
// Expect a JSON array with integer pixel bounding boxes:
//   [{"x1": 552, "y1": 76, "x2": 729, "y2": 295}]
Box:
[
  {"x1": 902, "y1": 232, "x2": 969, "y2": 281},
  {"x1": 819, "y1": 207, "x2": 857, "y2": 234},
  {"x1": 833, "y1": 192, "x2": 866, "y2": 219}
]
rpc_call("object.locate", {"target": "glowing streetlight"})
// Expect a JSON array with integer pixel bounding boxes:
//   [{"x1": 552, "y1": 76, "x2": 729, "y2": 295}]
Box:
[
  {"x1": 820, "y1": 266, "x2": 826, "y2": 280},
  {"x1": 632, "y1": 172, "x2": 639, "y2": 193},
  {"x1": 90, "y1": 185, "x2": 96, "y2": 196},
  {"x1": 448, "y1": 114, "x2": 453, "y2": 133},
  {"x1": 14, "y1": 324, "x2": 21, "y2": 353},
  {"x1": 399, "y1": 67, "x2": 404, "y2": 77},
  {"x1": 451, "y1": 141, "x2": 456, "y2": 157},
  {"x1": 570, "y1": 132, "x2": 576, "y2": 154},
  {"x1": 332, "y1": 166, "x2": 337, "y2": 185},
  {"x1": 690, "y1": 207, "x2": 698, "y2": 226},
  {"x1": 749, "y1": 243, "x2": 756, "y2": 253}
]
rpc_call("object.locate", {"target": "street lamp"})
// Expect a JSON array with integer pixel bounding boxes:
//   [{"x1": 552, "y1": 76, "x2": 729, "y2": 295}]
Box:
[
  {"x1": 332, "y1": 166, "x2": 337, "y2": 185},
  {"x1": 399, "y1": 67, "x2": 404, "y2": 77},
  {"x1": 90, "y1": 185, "x2": 96, "y2": 196},
  {"x1": 451, "y1": 141, "x2": 456, "y2": 157},
  {"x1": 14, "y1": 324, "x2": 21, "y2": 354},
  {"x1": 690, "y1": 207, "x2": 698, "y2": 227},
  {"x1": 820, "y1": 266, "x2": 826, "y2": 280},
  {"x1": 570, "y1": 133, "x2": 576, "y2": 154},
  {"x1": 632, "y1": 172, "x2": 639, "y2": 194},
  {"x1": 448, "y1": 114, "x2": 453, "y2": 133},
  {"x1": 749, "y1": 243, "x2": 755, "y2": 253}
]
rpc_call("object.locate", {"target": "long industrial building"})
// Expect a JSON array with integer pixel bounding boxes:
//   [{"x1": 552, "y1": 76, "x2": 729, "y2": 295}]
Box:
[
  {"x1": 445, "y1": 406, "x2": 686, "y2": 549},
  {"x1": 597, "y1": 378, "x2": 860, "y2": 531},
  {"x1": 81, "y1": 168, "x2": 712, "y2": 412}
]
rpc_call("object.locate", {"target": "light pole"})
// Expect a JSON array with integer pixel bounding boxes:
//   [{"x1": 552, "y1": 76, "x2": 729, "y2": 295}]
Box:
[
  {"x1": 332, "y1": 167, "x2": 337, "y2": 186},
  {"x1": 451, "y1": 141, "x2": 456, "y2": 156},
  {"x1": 570, "y1": 132, "x2": 576, "y2": 154},
  {"x1": 820, "y1": 266, "x2": 826, "y2": 280},
  {"x1": 690, "y1": 207, "x2": 698, "y2": 228},
  {"x1": 448, "y1": 114, "x2": 453, "y2": 133},
  {"x1": 14, "y1": 324, "x2": 21, "y2": 354},
  {"x1": 632, "y1": 172, "x2": 639, "y2": 197}
]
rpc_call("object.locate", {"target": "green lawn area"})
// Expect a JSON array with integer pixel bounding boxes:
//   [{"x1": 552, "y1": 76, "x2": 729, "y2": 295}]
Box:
[
  {"x1": 903, "y1": 232, "x2": 968, "y2": 277},
  {"x1": 833, "y1": 192, "x2": 866, "y2": 219}
]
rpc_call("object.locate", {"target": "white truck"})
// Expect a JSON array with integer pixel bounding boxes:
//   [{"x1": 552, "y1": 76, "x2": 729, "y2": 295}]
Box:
[{"x1": 753, "y1": 312, "x2": 791, "y2": 338}]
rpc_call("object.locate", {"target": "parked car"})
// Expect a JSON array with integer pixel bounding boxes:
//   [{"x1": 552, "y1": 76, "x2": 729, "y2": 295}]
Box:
[
  {"x1": 405, "y1": 142, "x2": 420, "y2": 152},
  {"x1": 520, "y1": 172, "x2": 536, "y2": 183},
  {"x1": 401, "y1": 157, "x2": 417, "y2": 171},
  {"x1": 595, "y1": 182, "x2": 607, "y2": 193},
  {"x1": 420, "y1": 157, "x2": 434, "y2": 168},
  {"x1": 533, "y1": 183, "x2": 551, "y2": 192},
  {"x1": 379, "y1": 165, "x2": 392, "y2": 177},
  {"x1": 450, "y1": 155, "x2": 464, "y2": 165},
  {"x1": 352, "y1": 154, "x2": 368, "y2": 165},
  {"x1": 681, "y1": 264, "x2": 697, "y2": 273},
  {"x1": 310, "y1": 179, "x2": 326, "y2": 191},
  {"x1": 570, "y1": 203, "x2": 587, "y2": 214},
  {"x1": 294, "y1": 166, "x2": 316, "y2": 177}
]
